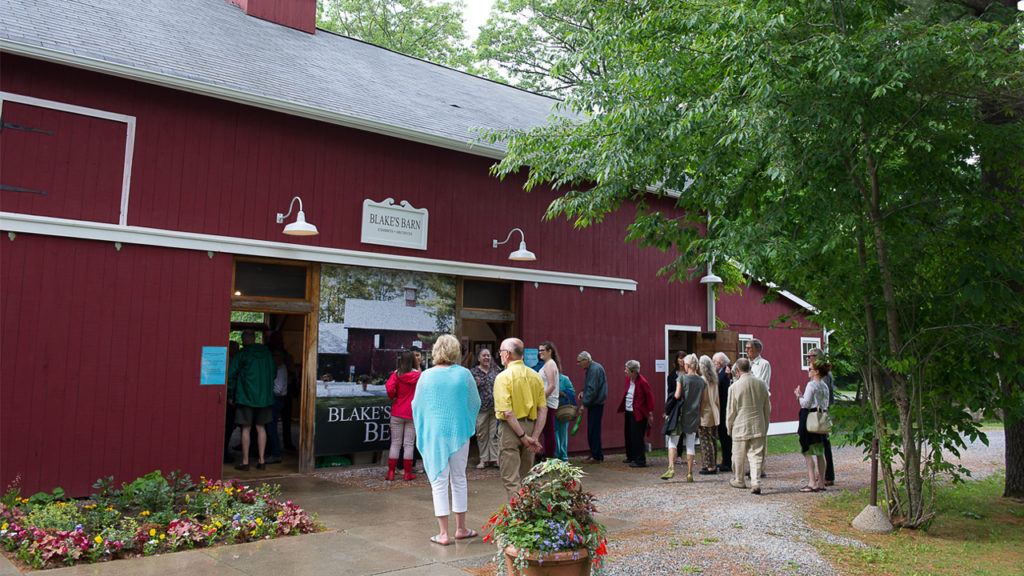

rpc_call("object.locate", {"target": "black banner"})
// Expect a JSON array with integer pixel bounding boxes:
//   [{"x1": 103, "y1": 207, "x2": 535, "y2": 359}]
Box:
[{"x1": 314, "y1": 396, "x2": 392, "y2": 456}]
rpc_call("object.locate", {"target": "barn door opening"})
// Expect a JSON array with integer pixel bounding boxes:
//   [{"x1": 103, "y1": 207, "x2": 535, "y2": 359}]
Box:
[{"x1": 225, "y1": 258, "x2": 319, "y2": 477}]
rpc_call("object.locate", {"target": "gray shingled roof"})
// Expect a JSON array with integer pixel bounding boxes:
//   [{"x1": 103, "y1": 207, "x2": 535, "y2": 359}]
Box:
[
  {"x1": 0, "y1": 0, "x2": 560, "y2": 157},
  {"x1": 343, "y1": 298, "x2": 442, "y2": 332}
]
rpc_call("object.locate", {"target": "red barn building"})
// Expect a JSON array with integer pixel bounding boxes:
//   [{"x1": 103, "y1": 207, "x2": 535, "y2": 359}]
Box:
[{"x1": 0, "y1": 0, "x2": 825, "y2": 495}]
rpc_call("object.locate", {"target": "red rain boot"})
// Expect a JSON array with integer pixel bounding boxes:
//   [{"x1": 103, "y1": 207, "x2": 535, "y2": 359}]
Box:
[
  {"x1": 403, "y1": 459, "x2": 416, "y2": 481},
  {"x1": 385, "y1": 458, "x2": 397, "y2": 481}
]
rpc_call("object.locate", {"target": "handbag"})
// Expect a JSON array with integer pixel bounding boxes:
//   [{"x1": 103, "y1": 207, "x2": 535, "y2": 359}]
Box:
[
  {"x1": 807, "y1": 407, "x2": 833, "y2": 434},
  {"x1": 555, "y1": 404, "x2": 578, "y2": 422}
]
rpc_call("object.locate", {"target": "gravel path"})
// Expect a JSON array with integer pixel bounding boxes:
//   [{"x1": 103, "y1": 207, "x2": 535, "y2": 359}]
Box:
[{"x1": 595, "y1": 431, "x2": 1005, "y2": 576}]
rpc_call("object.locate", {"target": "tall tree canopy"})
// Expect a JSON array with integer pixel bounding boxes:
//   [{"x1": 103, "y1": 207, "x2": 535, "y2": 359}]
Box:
[
  {"x1": 474, "y1": 0, "x2": 599, "y2": 96},
  {"x1": 488, "y1": 0, "x2": 1024, "y2": 523},
  {"x1": 317, "y1": 0, "x2": 473, "y2": 68}
]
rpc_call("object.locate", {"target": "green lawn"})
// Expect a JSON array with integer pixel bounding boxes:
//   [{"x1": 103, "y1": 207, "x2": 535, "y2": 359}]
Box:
[
  {"x1": 647, "y1": 433, "x2": 805, "y2": 460},
  {"x1": 812, "y1": 473, "x2": 1024, "y2": 576}
]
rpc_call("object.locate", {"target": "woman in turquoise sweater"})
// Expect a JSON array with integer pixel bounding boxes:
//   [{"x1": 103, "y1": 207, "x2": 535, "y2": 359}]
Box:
[{"x1": 412, "y1": 334, "x2": 481, "y2": 545}]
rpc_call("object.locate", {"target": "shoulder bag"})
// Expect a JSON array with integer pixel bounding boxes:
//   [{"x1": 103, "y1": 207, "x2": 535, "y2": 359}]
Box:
[{"x1": 806, "y1": 406, "x2": 833, "y2": 434}]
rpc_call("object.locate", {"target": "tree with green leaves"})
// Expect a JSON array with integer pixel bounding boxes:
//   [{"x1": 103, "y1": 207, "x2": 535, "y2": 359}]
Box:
[
  {"x1": 317, "y1": 0, "x2": 473, "y2": 69},
  {"x1": 487, "y1": 0, "x2": 1024, "y2": 524},
  {"x1": 474, "y1": 0, "x2": 599, "y2": 96}
]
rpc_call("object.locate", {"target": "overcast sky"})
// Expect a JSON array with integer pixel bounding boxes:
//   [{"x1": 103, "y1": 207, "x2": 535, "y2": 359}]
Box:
[{"x1": 462, "y1": 0, "x2": 495, "y2": 41}]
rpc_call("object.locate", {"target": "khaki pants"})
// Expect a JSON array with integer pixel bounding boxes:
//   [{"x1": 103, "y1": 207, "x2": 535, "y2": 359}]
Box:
[
  {"x1": 499, "y1": 418, "x2": 536, "y2": 500},
  {"x1": 476, "y1": 410, "x2": 500, "y2": 464},
  {"x1": 732, "y1": 436, "x2": 766, "y2": 488}
]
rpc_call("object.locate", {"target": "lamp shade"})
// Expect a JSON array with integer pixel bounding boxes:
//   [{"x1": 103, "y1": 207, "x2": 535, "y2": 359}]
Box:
[
  {"x1": 699, "y1": 272, "x2": 723, "y2": 284},
  {"x1": 283, "y1": 210, "x2": 318, "y2": 236},
  {"x1": 508, "y1": 240, "x2": 536, "y2": 261}
]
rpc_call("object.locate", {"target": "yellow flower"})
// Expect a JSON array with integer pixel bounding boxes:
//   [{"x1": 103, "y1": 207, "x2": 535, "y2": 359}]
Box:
[
  {"x1": 214, "y1": 521, "x2": 222, "y2": 528},
  {"x1": 148, "y1": 529, "x2": 156, "y2": 537},
  {"x1": 159, "y1": 533, "x2": 165, "y2": 540},
  {"x1": 2, "y1": 522, "x2": 8, "y2": 531},
  {"x1": 255, "y1": 518, "x2": 263, "y2": 526},
  {"x1": 141, "y1": 510, "x2": 151, "y2": 517},
  {"x1": 94, "y1": 536, "x2": 103, "y2": 544}
]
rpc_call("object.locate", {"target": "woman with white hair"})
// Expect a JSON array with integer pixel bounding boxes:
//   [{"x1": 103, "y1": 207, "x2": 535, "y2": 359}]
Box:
[
  {"x1": 412, "y1": 334, "x2": 481, "y2": 545},
  {"x1": 660, "y1": 352, "x2": 705, "y2": 481},
  {"x1": 616, "y1": 359, "x2": 654, "y2": 467},
  {"x1": 697, "y1": 355, "x2": 721, "y2": 474}
]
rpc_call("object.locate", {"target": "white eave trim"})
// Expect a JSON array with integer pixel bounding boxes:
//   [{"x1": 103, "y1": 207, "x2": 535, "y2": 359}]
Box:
[
  {"x1": 0, "y1": 212, "x2": 638, "y2": 292},
  {"x1": 0, "y1": 40, "x2": 508, "y2": 161}
]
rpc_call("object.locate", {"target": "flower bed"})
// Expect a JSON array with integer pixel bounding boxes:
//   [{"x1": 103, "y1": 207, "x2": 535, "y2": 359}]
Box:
[{"x1": 0, "y1": 471, "x2": 320, "y2": 570}]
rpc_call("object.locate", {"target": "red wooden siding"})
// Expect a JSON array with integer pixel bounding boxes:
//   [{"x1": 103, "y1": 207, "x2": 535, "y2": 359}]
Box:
[
  {"x1": 0, "y1": 56, "x2": 674, "y2": 282},
  {"x1": 0, "y1": 54, "x2": 821, "y2": 481},
  {"x1": 0, "y1": 234, "x2": 232, "y2": 495},
  {"x1": 719, "y1": 283, "x2": 822, "y2": 422},
  {"x1": 0, "y1": 101, "x2": 126, "y2": 223}
]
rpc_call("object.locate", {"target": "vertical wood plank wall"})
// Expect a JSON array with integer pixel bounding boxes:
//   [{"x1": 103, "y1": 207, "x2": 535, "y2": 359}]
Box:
[
  {"x1": 0, "y1": 234, "x2": 232, "y2": 495},
  {"x1": 0, "y1": 55, "x2": 821, "y2": 492}
]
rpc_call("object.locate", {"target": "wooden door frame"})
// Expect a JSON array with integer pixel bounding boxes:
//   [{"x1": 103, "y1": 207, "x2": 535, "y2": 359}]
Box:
[{"x1": 229, "y1": 257, "x2": 319, "y2": 474}]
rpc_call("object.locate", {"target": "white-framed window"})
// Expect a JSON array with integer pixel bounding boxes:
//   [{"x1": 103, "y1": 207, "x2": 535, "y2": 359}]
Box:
[
  {"x1": 801, "y1": 337, "x2": 822, "y2": 370},
  {"x1": 738, "y1": 334, "x2": 754, "y2": 359}
]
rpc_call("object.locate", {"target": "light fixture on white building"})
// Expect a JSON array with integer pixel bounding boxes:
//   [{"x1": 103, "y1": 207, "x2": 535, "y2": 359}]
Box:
[
  {"x1": 276, "y1": 196, "x2": 318, "y2": 236},
  {"x1": 700, "y1": 257, "x2": 723, "y2": 332},
  {"x1": 492, "y1": 228, "x2": 536, "y2": 261}
]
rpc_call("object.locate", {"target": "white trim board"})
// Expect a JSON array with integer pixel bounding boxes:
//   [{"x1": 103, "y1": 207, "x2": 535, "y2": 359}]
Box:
[
  {"x1": 1, "y1": 41, "x2": 508, "y2": 161},
  {"x1": 767, "y1": 421, "x2": 798, "y2": 436},
  {"x1": 0, "y1": 91, "x2": 136, "y2": 226},
  {"x1": 0, "y1": 212, "x2": 638, "y2": 292}
]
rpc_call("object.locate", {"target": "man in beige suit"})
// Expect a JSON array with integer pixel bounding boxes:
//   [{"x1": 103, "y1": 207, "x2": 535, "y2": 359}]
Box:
[{"x1": 726, "y1": 358, "x2": 771, "y2": 494}]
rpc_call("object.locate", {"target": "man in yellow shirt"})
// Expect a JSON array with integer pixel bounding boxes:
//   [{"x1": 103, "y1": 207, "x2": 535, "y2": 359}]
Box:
[{"x1": 494, "y1": 337, "x2": 547, "y2": 499}]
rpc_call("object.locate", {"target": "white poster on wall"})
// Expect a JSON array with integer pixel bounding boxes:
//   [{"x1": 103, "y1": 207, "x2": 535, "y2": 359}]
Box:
[
  {"x1": 361, "y1": 198, "x2": 428, "y2": 250},
  {"x1": 655, "y1": 359, "x2": 668, "y2": 373}
]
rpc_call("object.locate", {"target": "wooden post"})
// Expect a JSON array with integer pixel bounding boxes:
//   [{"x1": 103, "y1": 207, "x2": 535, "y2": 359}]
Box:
[
  {"x1": 298, "y1": 263, "x2": 320, "y2": 474},
  {"x1": 870, "y1": 437, "x2": 879, "y2": 507}
]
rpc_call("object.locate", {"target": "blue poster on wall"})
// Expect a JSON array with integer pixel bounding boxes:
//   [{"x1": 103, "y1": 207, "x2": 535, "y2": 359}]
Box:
[
  {"x1": 523, "y1": 347, "x2": 541, "y2": 371},
  {"x1": 200, "y1": 346, "x2": 228, "y2": 385}
]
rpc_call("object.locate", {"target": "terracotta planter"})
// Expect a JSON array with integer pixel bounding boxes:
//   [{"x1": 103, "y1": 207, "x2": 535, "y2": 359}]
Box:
[{"x1": 503, "y1": 545, "x2": 591, "y2": 576}]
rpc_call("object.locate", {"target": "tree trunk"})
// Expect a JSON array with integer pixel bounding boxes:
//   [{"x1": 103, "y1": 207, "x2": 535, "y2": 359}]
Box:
[
  {"x1": 1002, "y1": 371, "x2": 1024, "y2": 498},
  {"x1": 858, "y1": 153, "x2": 929, "y2": 526},
  {"x1": 1006, "y1": 416, "x2": 1024, "y2": 498}
]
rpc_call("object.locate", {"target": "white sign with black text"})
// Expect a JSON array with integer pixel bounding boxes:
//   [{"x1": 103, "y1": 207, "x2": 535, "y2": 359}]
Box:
[{"x1": 361, "y1": 198, "x2": 428, "y2": 250}]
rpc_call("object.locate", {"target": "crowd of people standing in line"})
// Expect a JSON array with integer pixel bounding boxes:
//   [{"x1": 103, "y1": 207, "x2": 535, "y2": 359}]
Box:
[{"x1": 333, "y1": 335, "x2": 837, "y2": 543}]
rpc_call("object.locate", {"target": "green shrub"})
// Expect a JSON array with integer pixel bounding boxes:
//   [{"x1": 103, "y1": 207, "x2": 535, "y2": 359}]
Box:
[
  {"x1": 24, "y1": 501, "x2": 82, "y2": 531},
  {"x1": 120, "y1": 471, "x2": 173, "y2": 513}
]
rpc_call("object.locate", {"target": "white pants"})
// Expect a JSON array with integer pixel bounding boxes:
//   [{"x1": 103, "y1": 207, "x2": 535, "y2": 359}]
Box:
[
  {"x1": 429, "y1": 441, "x2": 470, "y2": 517},
  {"x1": 666, "y1": 432, "x2": 696, "y2": 455}
]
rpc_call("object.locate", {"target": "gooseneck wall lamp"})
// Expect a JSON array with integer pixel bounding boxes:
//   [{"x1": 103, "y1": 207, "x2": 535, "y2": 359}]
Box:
[
  {"x1": 276, "y1": 196, "x2": 318, "y2": 236},
  {"x1": 492, "y1": 227, "x2": 536, "y2": 261},
  {"x1": 700, "y1": 255, "x2": 723, "y2": 332}
]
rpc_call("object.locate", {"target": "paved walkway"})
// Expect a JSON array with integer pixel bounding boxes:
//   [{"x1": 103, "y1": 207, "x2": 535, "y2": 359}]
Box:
[{"x1": 0, "y1": 432, "x2": 1005, "y2": 575}]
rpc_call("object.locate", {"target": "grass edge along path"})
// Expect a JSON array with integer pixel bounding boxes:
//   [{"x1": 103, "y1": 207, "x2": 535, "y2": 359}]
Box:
[{"x1": 809, "y1": 473, "x2": 1024, "y2": 576}]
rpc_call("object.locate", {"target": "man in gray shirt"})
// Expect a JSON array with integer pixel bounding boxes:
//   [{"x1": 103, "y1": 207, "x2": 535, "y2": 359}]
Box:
[{"x1": 576, "y1": 351, "x2": 607, "y2": 462}]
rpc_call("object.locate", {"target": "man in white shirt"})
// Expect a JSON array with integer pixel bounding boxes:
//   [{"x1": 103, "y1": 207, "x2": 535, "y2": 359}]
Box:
[
  {"x1": 745, "y1": 339, "x2": 771, "y2": 477},
  {"x1": 747, "y1": 339, "x2": 772, "y2": 394}
]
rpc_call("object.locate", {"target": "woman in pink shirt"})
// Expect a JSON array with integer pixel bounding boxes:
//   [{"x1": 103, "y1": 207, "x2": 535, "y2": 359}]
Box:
[{"x1": 385, "y1": 350, "x2": 421, "y2": 481}]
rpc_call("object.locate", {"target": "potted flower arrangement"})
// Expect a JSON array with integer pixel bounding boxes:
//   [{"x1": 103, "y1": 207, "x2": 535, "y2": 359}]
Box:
[{"x1": 483, "y1": 459, "x2": 608, "y2": 576}]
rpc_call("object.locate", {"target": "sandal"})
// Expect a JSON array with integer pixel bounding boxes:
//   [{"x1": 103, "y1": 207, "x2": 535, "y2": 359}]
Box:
[
  {"x1": 799, "y1": 485, "x2": 815, "y2": 493},
  {"x1": 454, "y1": 529, "x2": 478, "y2": 540},
  {"x1": 430, "y1": 535, "x2": 452, "y2": 546},
  {"x1": 660, "y1": 469, "x2": 675, "y2": 480},
  {"x1": 814, "y1": 486, "x2": 827, "y2": 492}
]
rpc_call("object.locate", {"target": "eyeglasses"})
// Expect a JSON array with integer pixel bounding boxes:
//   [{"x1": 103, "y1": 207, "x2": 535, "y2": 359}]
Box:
[{"x1": 498, "y1": 349, "x2": 512, "y2": 354}]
